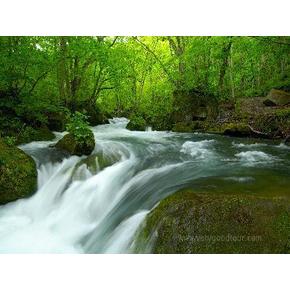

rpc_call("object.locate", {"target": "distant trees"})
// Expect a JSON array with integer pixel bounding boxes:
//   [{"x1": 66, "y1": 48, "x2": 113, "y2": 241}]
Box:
[{"x1": 0, "y1": 36, "x2": 289, "y2": 127}]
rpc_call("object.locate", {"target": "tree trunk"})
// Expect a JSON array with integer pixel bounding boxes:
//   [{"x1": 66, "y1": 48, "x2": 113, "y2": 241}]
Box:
[
  {"x1": 57, "y1": 36, "x2": 70, "y2": 106},
  {"x1": 218, "y1": 39, "x2": 232, "y2": 97},
  {"x1": 229, "y1": 44, "x2": 235, "y2": 100}
]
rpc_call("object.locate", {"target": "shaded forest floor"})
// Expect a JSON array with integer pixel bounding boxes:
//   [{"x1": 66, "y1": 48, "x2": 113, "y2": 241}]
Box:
[{"x1": 173, "y1": 93, "x2": 290, "y2": 142}]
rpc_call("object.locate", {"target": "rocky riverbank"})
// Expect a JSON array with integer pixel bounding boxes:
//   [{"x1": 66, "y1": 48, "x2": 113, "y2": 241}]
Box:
[{"x1": 172, "y1": 89, "x2": 290, "y2": 143}]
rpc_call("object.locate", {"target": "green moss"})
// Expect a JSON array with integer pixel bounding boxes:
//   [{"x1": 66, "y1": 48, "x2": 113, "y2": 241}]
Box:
[
  {"x1": 172, "y1": 121, "x2": 203, "y2": 133},
  {"x1": 74, "y1": 151, "x2": 121, "y2": 176},
  {"x1": 264, "y1": 89, "x2": 290, "y2": 106},
  {"x1": 172, "y1": 122, "x2": 193, "y2": 133},
  {"x1": 127, "y1": 115, "x2": 146, "y2": 131},
  {"x1": 223, "y1": 122, "x2": 251, "y2": 137},
  {"x1": 0, "y1": 138, "x2": 37, "y2": 205},
  {"x1": 205, "y1": 122, "x2": 252, "y2": 137},
  {"x1": 135, "y1": 190, "x2": 290, "y2": 253},
  {"x1": 55, "y1": 131, "x2": 95, "y2": 156},
  {"x1": 275, "y1": 108, "x2": 290, "y2": 118},
  {"x1": 17, "y1": 126, "x2": 55, "y2": 144}
]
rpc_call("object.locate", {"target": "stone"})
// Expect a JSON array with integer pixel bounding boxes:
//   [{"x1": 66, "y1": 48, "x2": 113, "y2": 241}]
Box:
[
  {"x1": 135, "y1": 190, "x2": 290, "y2": 253},
  {"x1": 263, "y1": 89, "x2": 290, "y2": 107},
  {"x1": 55, "y1": 131, "x2": 95, "y2": 156},
  {"x1": 0, "y1": 138, "x2": 37, "y2": 205},
  {"x1": 223, "y1": 123, "x2": 252, "y2": 137}
]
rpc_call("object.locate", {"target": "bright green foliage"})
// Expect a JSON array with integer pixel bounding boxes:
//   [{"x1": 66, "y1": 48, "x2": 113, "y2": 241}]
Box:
[
  {"x1": 0, "y1": 36, "x2": 289, "y2": 132},
  {"x1": 66, "y1": 112, "x2": 92, "y2": 144},
  {"x1": 3, "y1": 136, "x2": 17, "y2": 146}
]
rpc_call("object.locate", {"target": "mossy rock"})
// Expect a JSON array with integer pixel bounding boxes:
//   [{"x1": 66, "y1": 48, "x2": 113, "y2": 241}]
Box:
[
  {"x1": 172, "y1": 121, "x2": 202, "y2": 133},
  {"x1": 127, "y1": 115, "x2": 146, "y2": 131},
  {"x1": 263, "y1": 89, "x2": 290, "y2": 107},
  {"x1": 135, "y1": 190, "x2": 290, "y2": 253},
  {"x1": 55, "y1": 131, "x2": 95, "y2": 156},
  {"x1": 223, "y1": 123, "x2": 252, "y2": 137},
  {"x1": 74, "y1": 151, "x2": 122, "y2": 177},
  {"x1": 0, "y1": 138, "x2": 37, "y2": 205}
]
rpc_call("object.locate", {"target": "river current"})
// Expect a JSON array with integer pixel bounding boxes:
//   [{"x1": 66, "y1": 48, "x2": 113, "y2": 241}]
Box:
[{"x1": 0, "y1": 118, "x2": 289, "y2": 253}]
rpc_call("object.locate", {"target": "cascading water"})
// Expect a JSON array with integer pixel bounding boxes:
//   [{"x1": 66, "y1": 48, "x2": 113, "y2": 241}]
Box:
[{"x1": 0, "y1": 118, "x2": 289, "y2": 253}]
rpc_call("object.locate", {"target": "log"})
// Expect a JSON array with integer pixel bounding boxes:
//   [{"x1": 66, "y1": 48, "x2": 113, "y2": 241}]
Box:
[{"x1": 247, "y1": 124, "x2": 270, "y2": 138}]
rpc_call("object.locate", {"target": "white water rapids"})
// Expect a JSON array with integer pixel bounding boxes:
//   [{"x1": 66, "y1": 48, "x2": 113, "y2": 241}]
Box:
[
  {"x1": 0, "y1": 119, "x2": 187, "y2": 253},
  {"x1": 0, "y1": 118, "x2": 289, "y2": 253}
]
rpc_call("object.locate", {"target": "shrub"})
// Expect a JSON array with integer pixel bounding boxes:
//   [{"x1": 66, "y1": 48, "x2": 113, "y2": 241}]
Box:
[
  {"x1": 66, "y1": 112, "x2": 92, "y2": 144},
  {"x1": 3, "y1": 136, "x2": 17, "y2": 146}
]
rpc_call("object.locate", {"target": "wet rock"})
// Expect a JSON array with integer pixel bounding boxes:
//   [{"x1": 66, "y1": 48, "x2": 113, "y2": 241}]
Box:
[
  {"x1": 263, "y1": 89, "x2": 290, "y2": 107},
  {"x1": 284, "y1": 135, "x2": 290, "y2": 145},
  {"x1": 0, "y1": 138, "x2": 37, "y2": 205},
  {"x1": 55, "y1": 131, "x2": 95, "y2": 156},
  {"x1": 127, "y1": 115, "x2": 146, "y2": 131},
  {"x1": 223, "y1": 123, "x2": 252, "y2": 137},
  {"x1": 135, "y1": 190, "x2": 290, "y2": 253},
  {"x1": 74, "y1": 151, "x2": 122, "y2": 176},
  {"x1": 172, "y1": 121, "x2": 202, "y2": 133}
]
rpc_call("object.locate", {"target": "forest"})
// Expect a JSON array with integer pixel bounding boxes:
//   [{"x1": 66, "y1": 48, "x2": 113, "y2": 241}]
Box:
[
  {"x1": 0, "y1": 36, "x2": 290, "y2": 143},
  {"x1": 0, "y1": 36, "x2": 290, "y2": 254}
]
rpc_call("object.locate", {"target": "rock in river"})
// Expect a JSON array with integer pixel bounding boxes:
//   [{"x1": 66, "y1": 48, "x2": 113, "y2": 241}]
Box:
[
  {"x1": 55, "y1": 131, "x2": 95, "y2": 156},
  {"x1": 135, "y1": 189, "x2": 290, "y2": 253},
  {"x1": 0, "y1": 138, "x2": 37, "y2": 205}
]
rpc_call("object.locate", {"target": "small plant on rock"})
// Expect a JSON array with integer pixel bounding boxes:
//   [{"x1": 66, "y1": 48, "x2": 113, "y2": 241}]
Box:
[{"x1": 66, "y1": 112, "x2": 92, "y2": 145}]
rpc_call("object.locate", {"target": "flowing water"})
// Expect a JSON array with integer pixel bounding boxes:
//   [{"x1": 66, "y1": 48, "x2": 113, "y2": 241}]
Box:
[{"x1": 0, "y1": 118, "x2": 290, "y2": 253}]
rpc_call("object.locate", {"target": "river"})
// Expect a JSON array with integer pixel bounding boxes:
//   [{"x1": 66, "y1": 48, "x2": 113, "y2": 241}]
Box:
[{"x1": 0, "y1": 118, "x2": 289, "y2": 253}]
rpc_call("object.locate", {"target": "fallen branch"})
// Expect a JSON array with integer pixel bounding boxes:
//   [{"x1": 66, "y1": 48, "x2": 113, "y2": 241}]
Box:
[{"x1": 247, "y1": 124, "x2": 270, "y2": 138}]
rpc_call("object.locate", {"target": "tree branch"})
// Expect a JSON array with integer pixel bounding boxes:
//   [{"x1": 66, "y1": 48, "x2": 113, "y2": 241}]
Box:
[
  {"x1": 248, "y1": 124, "x2": 270, "y2": 138},
  {"x1": 28, "y1": 71, "x2": 48, "y2": 95},
  {"x1": 134, "y1": 37, "x2": 175, "y2": 84},
  {"x1": 109, "y1": 36, "x2": 118, "y2": 48}
]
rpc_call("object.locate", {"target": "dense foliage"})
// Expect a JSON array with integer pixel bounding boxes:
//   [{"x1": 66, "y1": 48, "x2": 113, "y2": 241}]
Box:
[
  {"x1": 0, "y1": 36, "x2": 289, "y2": 131},
  {"x1": 66, "y1": 112, "x2": 92, "y2": 144}
]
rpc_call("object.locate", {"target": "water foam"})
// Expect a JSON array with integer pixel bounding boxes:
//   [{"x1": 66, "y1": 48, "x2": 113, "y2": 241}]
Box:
[
  {"x1": 235, "y1": 150, "x2": 274, "y2": 166},
  {"x1": 180, "y1": 140, "x2": 215, "y2": 159}
]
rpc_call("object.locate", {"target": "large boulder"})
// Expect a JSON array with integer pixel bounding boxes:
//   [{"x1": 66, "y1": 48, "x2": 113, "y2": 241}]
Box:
[
  {"x1": 0, "y1": 138, "x2": 37, "y2": 205},
  {"x1": 135, "y1": 190, "x2": 290, "y2": 253},
  {"x1": 55, "y1": 131, "x2": 95, "y2": 156},
  {"x1": 263, "y1": 89, "x2": 290, "y2": 107}
]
